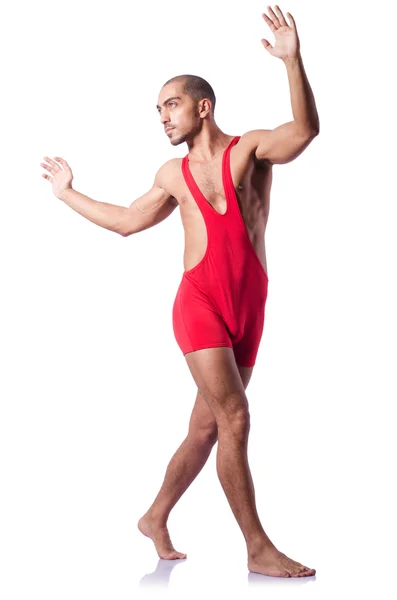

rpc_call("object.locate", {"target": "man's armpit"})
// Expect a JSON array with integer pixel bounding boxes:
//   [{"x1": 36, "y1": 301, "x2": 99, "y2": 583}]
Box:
[{"x1": 168, "y1": 196, "x2": 179, "y2": 208}]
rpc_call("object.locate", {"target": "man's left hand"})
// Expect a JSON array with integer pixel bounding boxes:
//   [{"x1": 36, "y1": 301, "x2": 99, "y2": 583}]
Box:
[{"x1": 261, "y1": 5, "x2": 300, "y2": 60}]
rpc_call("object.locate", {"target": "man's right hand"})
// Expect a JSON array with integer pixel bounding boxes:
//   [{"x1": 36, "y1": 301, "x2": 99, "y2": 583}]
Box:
[{"x1": 40, "y1": 156, "x2": 74, "y2": 200}]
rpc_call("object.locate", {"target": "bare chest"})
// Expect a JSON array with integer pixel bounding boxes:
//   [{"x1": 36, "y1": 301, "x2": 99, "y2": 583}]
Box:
[
  {"x1": 187, "y1": 157, "x2": 228, "y2": 214},
  {"x1": 174, "y1": 155, "x2": 270, "y2": 225}
]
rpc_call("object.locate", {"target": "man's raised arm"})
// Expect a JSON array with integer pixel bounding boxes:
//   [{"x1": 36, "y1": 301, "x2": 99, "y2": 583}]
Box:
[
  {"x1": 240, "y1": 6, "x2": 319, "y2": 165},
  {"x1": 40, "y1": 157, "x2": 178, "y2": 236}
]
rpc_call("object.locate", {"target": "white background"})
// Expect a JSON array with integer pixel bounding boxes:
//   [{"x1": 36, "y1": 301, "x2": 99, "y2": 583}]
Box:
[{"x1": 1, "y1": 0, "x2": 396, "y2": 598}]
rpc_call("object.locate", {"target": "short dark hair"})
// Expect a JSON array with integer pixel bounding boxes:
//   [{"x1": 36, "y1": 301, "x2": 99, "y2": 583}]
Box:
[{"x1": 163, "y1": 74, "x2": 216, "y2": 115}]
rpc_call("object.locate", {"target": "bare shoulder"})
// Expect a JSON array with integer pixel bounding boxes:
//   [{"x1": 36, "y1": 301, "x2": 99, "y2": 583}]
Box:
[
  {"x1": 154, "y1": 158, "x2": 183, "y2": 207},
  {"x1": 238, "y1": 129, "x2": 271, "y2": 152},
  {"x1": 155, "y1": 157, "x2": 183, "y2": 184},
  {"x1": 234, "y1": 131, "x2": 273, "y2": 173}
]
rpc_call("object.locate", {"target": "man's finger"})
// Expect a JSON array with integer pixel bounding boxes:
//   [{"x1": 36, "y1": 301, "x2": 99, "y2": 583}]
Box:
[
  {"x1": 286, "y1": 11, "x2": 296, "y2": 29},
  {"x1": 274, "y1": 5, "x2": 288, "y2": 27},
  {"x1": 267, "y1": 6, "x2": 281, "y2": 27},
  {"x1": 54, "y1": 156, "x2": 70, "y2": 169},
  {"x1": 262, "y1": 13, "x2": 276, "y2": 33},
  {"x1": 41, "y1": 162, "x2": 54, "y2": 174},
  {"x1": 43, "y1": 156, "x2": 61, "y2": 170},
  {"x1": 261, "y1": 39, "x2": 274, "y2": 52}
]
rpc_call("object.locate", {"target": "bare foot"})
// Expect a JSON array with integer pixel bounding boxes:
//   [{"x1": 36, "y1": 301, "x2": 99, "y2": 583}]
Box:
[
  {"x1": 248, "y1": 545, "x2": 316, "y2": 578},
  {"x1": 138, "y1": 513, "x2": 187, "y2": 560}
]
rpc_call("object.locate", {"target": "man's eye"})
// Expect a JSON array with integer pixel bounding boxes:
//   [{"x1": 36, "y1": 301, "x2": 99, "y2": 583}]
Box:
[{"x1": 169, "y1": 102, "x2": 176, "y2": 107}]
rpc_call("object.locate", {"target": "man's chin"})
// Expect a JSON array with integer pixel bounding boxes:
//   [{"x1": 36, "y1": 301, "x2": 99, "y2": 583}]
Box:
[{"x1": 167, "y1": 131, "x2": 185, "y2": 146}]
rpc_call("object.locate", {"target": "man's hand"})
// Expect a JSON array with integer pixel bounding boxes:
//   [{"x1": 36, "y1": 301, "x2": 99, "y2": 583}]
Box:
[
  {"x1": 40, "y1": 156, "x2": 74, "y2": 200},
  {"x1": 261, "y1": 5, "x2": 300, "y2": 60}
]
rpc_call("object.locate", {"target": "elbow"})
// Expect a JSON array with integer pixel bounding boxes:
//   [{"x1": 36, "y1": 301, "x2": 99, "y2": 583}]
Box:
[
  {"x1": 297, "y1": 121, "x2": 320, "y2": 139},
  {"x1": 303, "y1": 125, "x2": 320, "y2": 143},
  {"x1": 115, "y1": 224, "x2": 127, "y2": 237},
  {"x1": 119, "y1": 227, "x2": 132, "y2": 237},
  {"x1": 116, "y1": 216, "x2": 132, "y2": 237},
  {"x1": 305, "y1": 125, "x2": 319, "y2": 139},
  {"x1": 114, "y1": 207, "x2": 133, "y2": 237},
  {"x1": 310, "y1": 119, "x2": 320, "y2": 137},
  {"x1": 115, "y1": 224, "x2": 130, "y2": 237}
]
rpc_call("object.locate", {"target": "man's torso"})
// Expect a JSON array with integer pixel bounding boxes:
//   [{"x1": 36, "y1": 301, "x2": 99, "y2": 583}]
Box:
[{"x1": 164, "y1": 136, "x2": 272, "y2": 276}]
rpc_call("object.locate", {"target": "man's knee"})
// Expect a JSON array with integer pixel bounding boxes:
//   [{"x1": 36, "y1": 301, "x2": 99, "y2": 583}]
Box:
[
  {"x1": 188, "y1": 422, "x2": 218, "y2": 446},
  {"x1": 218, "y1": 404, "x2": 251, "y2": 442}
]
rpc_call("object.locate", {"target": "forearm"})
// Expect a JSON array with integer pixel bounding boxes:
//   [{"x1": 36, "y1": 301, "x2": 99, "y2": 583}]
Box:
[
  {"x1": 283, "y1": 53, "x2": 319, "y2": 134},
  {"x1": 59, "y1": 188, "x2": 127, "y2": 234}
]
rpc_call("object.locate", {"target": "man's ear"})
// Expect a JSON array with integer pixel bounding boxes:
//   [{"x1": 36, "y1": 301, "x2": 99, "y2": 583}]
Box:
[{"x1": 199, "y1": 99, "x2": 212, "y2": 118}]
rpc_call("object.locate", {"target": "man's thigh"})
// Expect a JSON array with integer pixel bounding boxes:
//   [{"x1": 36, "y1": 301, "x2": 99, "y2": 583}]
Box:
[
  {"x1": 188, "y1": 353, "x2": 254, "y2": 436},
  {"x1": 184, "y1": 347, "x2": 252, "y2": 424}
]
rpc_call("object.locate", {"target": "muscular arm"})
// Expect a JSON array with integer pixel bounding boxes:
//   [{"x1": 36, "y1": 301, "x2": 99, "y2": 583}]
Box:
[
  {"x1": 59, "y1": 161, "x2": 177, "y2": 236},
  {"x1": 241, "y1": 53, "x2": 320, "y2": 164},
  {"x1": 117, "y1": 162, "x2": 178, "y2": 236}
]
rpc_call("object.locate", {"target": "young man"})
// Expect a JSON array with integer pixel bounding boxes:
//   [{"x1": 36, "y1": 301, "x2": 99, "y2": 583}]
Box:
[{"x1": 41, "y1": 6, "x2": 319, "y2": 578}]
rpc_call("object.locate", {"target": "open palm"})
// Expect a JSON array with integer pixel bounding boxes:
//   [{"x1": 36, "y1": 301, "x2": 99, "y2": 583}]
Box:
[
  {"x1": 261, "y1": 5, "x2": 300, "y2": 60},
  {"x1": 41, "y1": 156, "x2": 74, "y2": 199}
]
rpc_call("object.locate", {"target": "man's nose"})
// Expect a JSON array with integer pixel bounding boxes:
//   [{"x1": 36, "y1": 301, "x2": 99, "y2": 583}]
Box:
[{"x1": 160, "y1": 111, "x2": 170, "y2": 125}]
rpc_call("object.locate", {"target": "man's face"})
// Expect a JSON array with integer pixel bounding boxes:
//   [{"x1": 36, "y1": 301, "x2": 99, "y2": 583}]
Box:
[{"x1": 156, "y1": 83, "x2": 201, "y2": 146}]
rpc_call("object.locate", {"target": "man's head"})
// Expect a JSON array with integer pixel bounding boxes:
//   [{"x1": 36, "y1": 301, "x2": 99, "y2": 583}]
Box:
[{"x1": 156, "y1": 74, "x2": 216, "y2": 146}]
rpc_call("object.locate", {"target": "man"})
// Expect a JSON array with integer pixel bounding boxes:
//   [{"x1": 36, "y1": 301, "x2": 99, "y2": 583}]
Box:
[{"x1": 41, "y1": 6, "x2": 319, "y2": 578}]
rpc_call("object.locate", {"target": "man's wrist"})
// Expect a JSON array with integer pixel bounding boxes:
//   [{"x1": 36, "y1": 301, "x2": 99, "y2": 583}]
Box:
[
  {"x1": 283, "y1": 53, "x2": 302, "y2": 66},
  {"x1": 58, "y1": 187, "x2": 74, "y2": 202}
]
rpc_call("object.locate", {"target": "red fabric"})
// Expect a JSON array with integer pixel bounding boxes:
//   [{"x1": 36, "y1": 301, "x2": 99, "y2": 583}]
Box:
[{"x1": 172, "y1": 136, "x2": 268, "y2": 367}]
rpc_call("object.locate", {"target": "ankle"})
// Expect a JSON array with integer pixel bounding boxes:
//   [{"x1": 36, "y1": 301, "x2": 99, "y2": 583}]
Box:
[
  {"x1": 145, "y1": 509, "x2": 169, "y2": 527},
  {"x1": 247, "y1": 537, "x2": 277, "y2": 560}
]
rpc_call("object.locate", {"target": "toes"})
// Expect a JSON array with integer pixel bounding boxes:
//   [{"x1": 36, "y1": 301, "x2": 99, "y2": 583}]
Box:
[
  {"x1": 290, "y1": 565, "x2": 314, "y2": 577},
  {"x1": 293, "y1": 561, "x2": 315, "y2": 577},
  {"x1": 170, "y1": 552, "x2": 187, "y2": 560}
]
